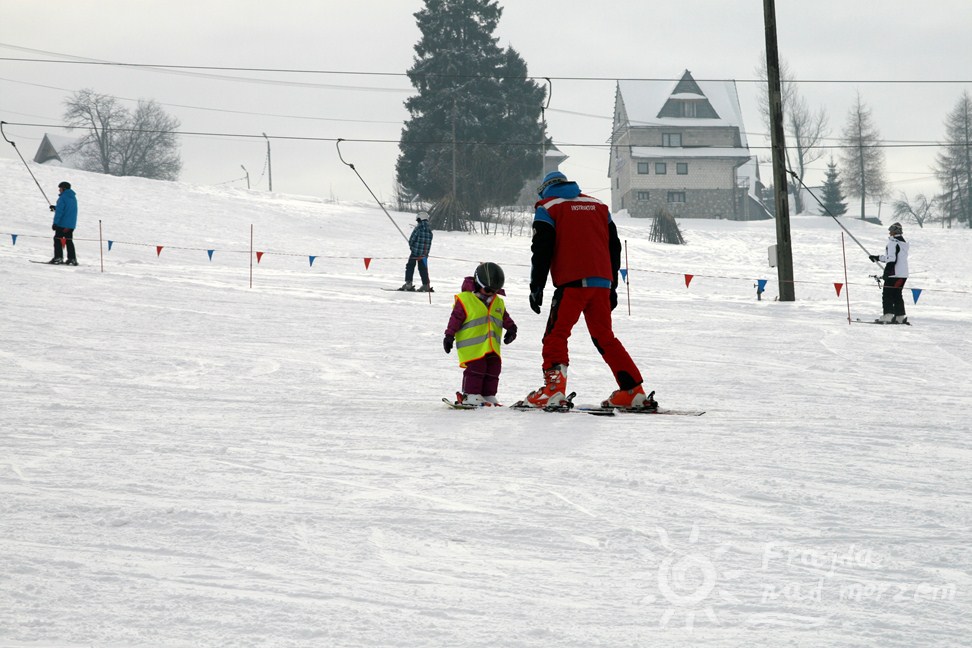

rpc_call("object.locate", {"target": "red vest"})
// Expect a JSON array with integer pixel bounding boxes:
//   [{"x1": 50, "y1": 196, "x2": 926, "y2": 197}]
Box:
[{"x1": 536, "y1": 194, "x2": 613, "y2": 286}]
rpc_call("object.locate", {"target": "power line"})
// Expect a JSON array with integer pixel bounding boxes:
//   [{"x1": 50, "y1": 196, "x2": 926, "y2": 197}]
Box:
[
  {"x1": 1, "y1": 120, "x2": 960, "y2": 151},
  {"x1": 2, "y1": 44, "x2": 972, "y2": 84},
  {"x1": 0, "y1": 76, "x2": 404, "y2": 125}
]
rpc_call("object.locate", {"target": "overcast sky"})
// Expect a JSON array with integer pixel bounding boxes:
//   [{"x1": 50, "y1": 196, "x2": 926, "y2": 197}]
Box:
[{"x1": 2, "y1": 0, "x2": 970, "y2": 209}]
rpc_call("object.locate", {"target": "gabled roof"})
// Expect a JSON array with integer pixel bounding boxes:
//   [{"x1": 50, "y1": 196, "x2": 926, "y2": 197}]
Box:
[
  {"x1": 33, "y1": 133, "x2": 81, "y2": 166},
  {"x1": 616, "y1": 70, "x2": 749, "y2": 147}
]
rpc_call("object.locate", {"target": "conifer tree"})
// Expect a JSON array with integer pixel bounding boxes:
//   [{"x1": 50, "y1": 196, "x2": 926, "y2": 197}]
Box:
[
  {"x1": 819, "y1": 158, "x2": 847, "y2": 217},
  {"x1": 396, "y1": 0, "x2": 546, "y2": 227}
]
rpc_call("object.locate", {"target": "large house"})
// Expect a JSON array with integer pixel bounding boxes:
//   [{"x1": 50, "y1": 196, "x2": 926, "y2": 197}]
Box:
[{"x1": 609, "y1": 70, "x2": 770, "y2": 220}]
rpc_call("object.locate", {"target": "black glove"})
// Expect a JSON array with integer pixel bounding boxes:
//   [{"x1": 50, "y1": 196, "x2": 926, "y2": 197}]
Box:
[
  {"x1": 610, "y1": 288, "x2": 618, "y2": 311},
  {"x1": 869, "y1": 255, "x2": 879, "y2": 262},
  {"x1": 504, "y1": 328, "x2": 516, "y2": 345},
  {"x1": 443, "y1": 334, "x2": 454, "y2": 353},
  {"x1": 49, "y1": 205, "x2": 56, "y2": 212},
  {"x1": 529, "y1": 289, "x2": 543, "y2": 314}
]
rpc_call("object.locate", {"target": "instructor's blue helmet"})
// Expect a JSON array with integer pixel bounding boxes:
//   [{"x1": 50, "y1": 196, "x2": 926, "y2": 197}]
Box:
[{"x1": 537, "y1": 171, "x2": 568, "y2": 196}]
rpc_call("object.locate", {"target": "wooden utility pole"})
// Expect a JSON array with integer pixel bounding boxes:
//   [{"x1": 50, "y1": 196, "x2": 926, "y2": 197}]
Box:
[{"x1": 763, "y1": 0, "x2": 795, "y2": 301}]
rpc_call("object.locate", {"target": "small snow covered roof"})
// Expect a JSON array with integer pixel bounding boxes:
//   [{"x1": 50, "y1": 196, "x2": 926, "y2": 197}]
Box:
[{"x1": 34, "y1": 133, "x2": 81, "y2": 166}]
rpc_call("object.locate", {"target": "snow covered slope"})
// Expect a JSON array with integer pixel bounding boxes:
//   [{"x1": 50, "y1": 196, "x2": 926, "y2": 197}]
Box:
[{"x1": 1, "y1": 159, "x2": 970, "y2": 647}]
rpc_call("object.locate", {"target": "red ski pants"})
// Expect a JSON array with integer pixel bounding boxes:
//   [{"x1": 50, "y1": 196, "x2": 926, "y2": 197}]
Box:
[{"x1": 542, "y1": 287, "x2": 643, "y2": 390}]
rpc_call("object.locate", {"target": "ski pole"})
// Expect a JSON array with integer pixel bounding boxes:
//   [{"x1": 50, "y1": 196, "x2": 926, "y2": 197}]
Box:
[
  {"x1": 788, "y1": 169, "x2": 884, "y2": 269},
  {"x1": 336, "y1": 138, "x2": 409, "y2": 243},
  {"x1": 1, "y1": 121, "x2": 54, "y2": 207}
]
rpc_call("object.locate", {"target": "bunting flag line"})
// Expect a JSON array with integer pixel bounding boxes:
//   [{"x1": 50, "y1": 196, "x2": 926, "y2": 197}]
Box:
[
  {"x1": 256, "y1": 251, "x2": 264, "y2": 264},
  {"x1": 834, "y1": 282, "x2": 843, "y2": 297},
  {"x1": 757, "y1": 278, "x2": 768, "y2": 292},
  {"x1": 620, "y1": 268, "x2": 628, "y2": 283},
  {"x1": 364, "y1": 257, "x2": 371, "y2": 270},
  {"x1": 309, "y1": 255, "x2": 316, "y2": 267},
  {"x1": 156, "y1": 246, "x2": 163, "y2": 257},
  {"x1": 684, "y1": 274, "x2": 694, "y2": 288},
  {"x1": 108, "y1": 240, "x2": 114, "y2": 251},
  {"x1": 10, "y1": 234, "x2": 16, "y2": 245},
  {"x1": 207, "y1": 250, "x2": 214, "y2": 261},
  {"x1": 912, "y1": 288, "x2": 922, "y2": 304},
  {"x1": 60, "y1": 237, "x2": 67, "y2": 248}
]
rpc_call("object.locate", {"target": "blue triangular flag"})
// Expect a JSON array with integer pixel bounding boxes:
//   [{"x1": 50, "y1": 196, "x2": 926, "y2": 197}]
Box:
[
  {"x1": 620, "y1": 268, "x2": 628, "y2": 283},
  {"x1": 207, "y1": 249, "x2": 214, "y2": 261},
  {"x1": 420, "y1": 257, "x2": 428, "y2": 267},
  {"x1": 757, "y1": 279, "x2": 768, "y2": 292},
  {"x1": 309, "y1": 255, "x2": 316, "y2": 267},
  {"x1": 10, "y1": 234, "x2": 17, "y2": 245},
  {"x1": 107, "y1": 240, "x2": 114, "y2": 251},
  {"x1": 912, "y1": 288, "x2": 922, "y2": 304}
]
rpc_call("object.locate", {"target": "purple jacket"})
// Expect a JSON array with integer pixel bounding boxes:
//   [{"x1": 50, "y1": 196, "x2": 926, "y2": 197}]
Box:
[{"x1": 444, "y1": 276, "x2": 517, "y2": 337}]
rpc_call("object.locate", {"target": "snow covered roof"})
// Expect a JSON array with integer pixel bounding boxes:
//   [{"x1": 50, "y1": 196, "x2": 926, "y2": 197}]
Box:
[
  {"x1": 33, "y1": 133, "x2": 81, "y2": 166},
  {"x1": 630, "y1": 146, "x2": 751, "y2": 160},
  {"x1": 618, "y1": 71, "x2": 749, "y2": 147}
]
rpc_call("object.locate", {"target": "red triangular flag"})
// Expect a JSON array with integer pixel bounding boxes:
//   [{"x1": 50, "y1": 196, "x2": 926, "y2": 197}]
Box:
[
  {"x1": 60, "y1": 237, "x2": 67, "y2": 248},
  {"x1": 684, "y1": 274, "x2": 694, "y2": 288},
  {"x1": 834, "y1": 282, "x2": 843, "y2": 297},
  {"x1": 364, "y1": 257, "x2": 372, "y2": 270},
  {"x1": 156, "y1": 245, "x2": 164, "y2": 257},
  {"x1": 256, "y1": 251, "x2": 264, "y2": 264}
]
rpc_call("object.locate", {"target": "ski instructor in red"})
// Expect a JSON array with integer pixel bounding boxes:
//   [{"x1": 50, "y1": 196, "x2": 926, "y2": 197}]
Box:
[{"x1": 522, "y1": 171, "x2": 655, "y2": 411}]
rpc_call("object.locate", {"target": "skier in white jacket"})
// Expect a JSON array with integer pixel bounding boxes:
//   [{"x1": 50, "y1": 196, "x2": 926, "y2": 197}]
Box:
[{"x1": 869, "y1": 222, "x2": 910, "y2": 324}]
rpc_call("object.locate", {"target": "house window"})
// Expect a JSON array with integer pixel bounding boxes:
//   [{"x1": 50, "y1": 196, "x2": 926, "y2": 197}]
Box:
[
  {"x1": 667, "y1": 191, "x2": 686, "y2": 203},
  {"x1": 637, "y1": 162, "x2": 650, "y2": 175},
  {"x1": 676, "y1": 162, "x2": 688, "y2": 175},
  {"x1": 662, "y1": 133, "x2": 682, "y2": 147},
  {"x1": 655, "y1": 162, "x2": 667, "y2": 175},
  {"x1": 680, "y1": 101, "x2": 698, "y2": 117},
  {"x1": 636, "y1": 191, "x2": 650, "y2": 201}
]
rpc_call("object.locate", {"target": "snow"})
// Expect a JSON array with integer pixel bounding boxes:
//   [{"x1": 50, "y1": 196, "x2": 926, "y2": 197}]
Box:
[{"x1": 1, "y1": 158, "x2": 970, "y2": 647}]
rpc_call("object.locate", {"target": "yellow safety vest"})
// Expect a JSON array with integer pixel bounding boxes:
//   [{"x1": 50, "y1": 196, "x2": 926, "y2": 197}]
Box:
[{"x1": 454, "y1": 291, "x2": 505, "y2": 368}]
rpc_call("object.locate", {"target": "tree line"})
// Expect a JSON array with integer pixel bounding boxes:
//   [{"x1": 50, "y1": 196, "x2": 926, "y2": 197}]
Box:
[
  {"x1": 55, "y1": 0, "x2": 971, "y2": 230},
  {"x1": 757, "y1": 58, "x2": 969, "y2": 229}
]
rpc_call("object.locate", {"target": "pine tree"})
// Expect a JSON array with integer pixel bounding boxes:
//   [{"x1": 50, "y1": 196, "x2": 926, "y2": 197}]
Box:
[
  {"x1": 839, "y1": 92, "x2": 887, "y2": 220},
  {"x1": 933, "y1": 91, "x2": 972, "y2": 228},
  {"x1": 396, "y1": 0, "x2": 546, "y2": 227},
  {"x1": 819, "y1": 158, "x2": 847, "y2": 216}
]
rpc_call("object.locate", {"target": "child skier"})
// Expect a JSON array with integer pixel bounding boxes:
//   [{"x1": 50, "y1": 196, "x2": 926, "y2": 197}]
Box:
[{"x1": 442, "y1": 262, "x2": 517, "y2": 406}]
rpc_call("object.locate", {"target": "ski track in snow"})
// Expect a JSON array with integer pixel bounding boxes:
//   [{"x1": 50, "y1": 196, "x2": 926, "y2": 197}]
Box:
[{"x1": 2, "y1": 160, "x2": 971, "y2": 647}]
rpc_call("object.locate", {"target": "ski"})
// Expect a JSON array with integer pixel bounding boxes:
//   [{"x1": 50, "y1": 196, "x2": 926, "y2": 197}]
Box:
[
  {"x1": 576, "y1": 406, "x2": 706, "y2": 416},
  {"x1": 442, "y1": 392, "x2": 502, "y2": 410},
  {"x1": 442, "y1": 397, "x2": 482, "y2": 410},
  {"x1": 853, "y1": 318, "x2": 911, "y2": 326},
  {"x1": 382, "y1": 287, "x2": 434, "y2": 293},
  {"x1": 29, "y1": 260, "x2": 78, "y2": 266},
  {"x1": 509, "y1": 391, "x2": 704, "y2": 416}
]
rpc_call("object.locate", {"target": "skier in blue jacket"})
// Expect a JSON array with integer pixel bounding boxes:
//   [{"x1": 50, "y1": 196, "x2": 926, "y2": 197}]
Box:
[
  {"x1": 49, "y1": 181, "x2": 78, "y2": 265},
  {"x1": 398, "y1": 210, "x2": 433, "y2": 292}
]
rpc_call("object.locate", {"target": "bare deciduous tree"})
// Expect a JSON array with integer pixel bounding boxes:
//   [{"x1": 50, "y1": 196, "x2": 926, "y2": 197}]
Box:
[
  {"x1": 756, "y1": 58, "x2": 828, "y2": 213},
  {"x1": 891, "y1": 192, "x2": 933, "y2": 228},
  {"x1": 839, "y1": 92, "x2": 888, "y2": 220},
  {"x1": 933, "y1": 91, "x2": 972, "y2": 228},
  {"x1": 63, "y1": 89, "x2": 181, "y2": 181}
]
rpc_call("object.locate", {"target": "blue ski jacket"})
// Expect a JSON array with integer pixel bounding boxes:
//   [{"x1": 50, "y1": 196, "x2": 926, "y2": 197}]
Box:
[{"x1": 53, "y1": 188, "x2": 78, "y2": 229}]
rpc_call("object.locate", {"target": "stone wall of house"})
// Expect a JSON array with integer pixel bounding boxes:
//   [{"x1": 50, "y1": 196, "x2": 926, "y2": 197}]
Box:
[{"x1": 622, "y1": 188, "x2": 737, "y2": 219}]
